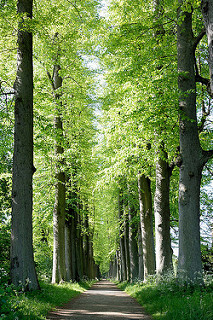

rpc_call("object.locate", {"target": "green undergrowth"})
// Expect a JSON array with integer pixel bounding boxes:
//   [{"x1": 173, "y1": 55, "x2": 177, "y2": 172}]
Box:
[
  {"x1": 0, "y1": 279, "x2": 94, "y2": 320},
  {"x1": 117, "y1": 275, "x2": 213, "y2": 320}
]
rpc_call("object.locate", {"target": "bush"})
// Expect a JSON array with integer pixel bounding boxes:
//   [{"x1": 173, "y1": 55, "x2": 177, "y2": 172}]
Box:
[
  {"x1": 0, "y1": 222, "x2": 10, "y2": 282},
  {"x1": 118, "y1": 273, "x2": 213, "y2": 320},
  {"x1": 202, "y1": 245, "x2": 213, "y2": 274}
]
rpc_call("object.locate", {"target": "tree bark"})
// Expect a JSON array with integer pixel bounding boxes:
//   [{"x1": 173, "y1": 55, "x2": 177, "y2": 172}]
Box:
[
  {"x1": 118, "y1": 190, "x2": 127, "y2": 281},
  {"x1": 70, "y1": 210, "x2": 77, "y2": 280},
  {"x1": 115, "y1": 251, "x2": 120, "y2": 280},
  {"x1": 138, "y1": 173, "x2": 155, "y2": 279},
  {"x1": 83, "y1": 211, "x2": 90, "y2": 279},
  {"x1": 177, "y1": 2, "x2": 204, "y2": 283},
  {"x1": 51, "y1": 65, "x2": 66, "y2": 283},
  {"x1": 124, "y1": 206, "x2": 130, "y2": 281},
  {"x1": 128, "y1": 192, "x2": 139, "y2": 282},
  {"x1": 65, "y1": 222, "x2": 72, "y2": 281},
  {"x1": 154, "y1": 147, "x2": 173, "y2": 275},
  {"x1": 10, "y1": 0, "x2": 39, "y2": 291},
  {"x1": 88, "y1": 236, "x2": 95, "y2": 279},
  {"x1": 138, "y1": 224, "x2": 144, "y2": 281},
  {"x1": 75, "y1": 211, "x2": 84, "y2": 280}
]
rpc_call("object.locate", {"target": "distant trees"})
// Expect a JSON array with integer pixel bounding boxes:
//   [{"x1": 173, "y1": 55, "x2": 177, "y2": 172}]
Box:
[{"x1": 32, "y1": 0, "x2": 100, "y2": 284}]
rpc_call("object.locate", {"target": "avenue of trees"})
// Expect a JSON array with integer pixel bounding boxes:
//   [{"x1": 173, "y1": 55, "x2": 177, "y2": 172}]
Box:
[{"x1": 0, "y1": 0, "x2": 212, "y2": 292}]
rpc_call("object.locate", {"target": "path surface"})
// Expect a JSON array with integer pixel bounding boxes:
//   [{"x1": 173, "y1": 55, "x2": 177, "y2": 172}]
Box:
[{"x1": 46, "y1": 280, "x2": 152, "y2": 319}]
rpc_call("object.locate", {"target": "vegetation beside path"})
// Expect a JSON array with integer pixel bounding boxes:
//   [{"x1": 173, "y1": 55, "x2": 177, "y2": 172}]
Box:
[
  {"x1": 117, "y1": 275, "x2": 213, "y2": 320},
  {"x1": 0, "y1": 280, "x2": 94, "y2": 320}
]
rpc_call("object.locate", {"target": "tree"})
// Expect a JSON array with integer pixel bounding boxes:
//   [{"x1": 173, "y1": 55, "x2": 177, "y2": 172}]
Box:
[
  {"x1": 154, "y1": 146, "x2": 173, "y2": 275},
  {"x1": 138, "y1": 174, "x2": 156, "y2": 279},
  {"x1": 177, "y1": 0, "x2": 213, "y2": 283},
  {"x1": 118, "y1": 187, "x2": 127, "y2": 281},
  {"x1": 50, "y1": 64, "x2": 66, "y2": 284},
  {"x1": 128, "y1": 183, "x2": 139, "y2": 282},
  {"x1": 10, "y1": 0, "x2": 39, "y2": 290},
  {"x1": 152, "y1": 0, "x2": 173, "y2": 276}
]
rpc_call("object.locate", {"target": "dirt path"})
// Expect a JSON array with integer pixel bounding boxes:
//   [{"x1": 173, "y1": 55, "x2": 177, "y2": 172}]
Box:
[{"x1": 46, "y1": 280, "x2": 152, "y2": 319}]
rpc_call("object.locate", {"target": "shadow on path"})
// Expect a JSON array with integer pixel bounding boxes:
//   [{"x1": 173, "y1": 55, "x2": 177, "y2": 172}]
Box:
[{"x1": 46, "y1": 280, "x2": 152, "y2": 319}]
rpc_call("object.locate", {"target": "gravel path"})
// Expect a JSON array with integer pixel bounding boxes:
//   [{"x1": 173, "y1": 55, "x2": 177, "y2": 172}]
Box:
[{"x1": 46, "y1": 280, "x2": 152, "y2": 319}]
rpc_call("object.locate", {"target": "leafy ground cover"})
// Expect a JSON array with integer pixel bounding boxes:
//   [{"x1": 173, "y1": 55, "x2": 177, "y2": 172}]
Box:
[
  {"x1": 0, "y1": 279, "x2": 94, "y2": 320},
  {"x1": 117, "y1": 275, "x2": 213, "y2": 320}
]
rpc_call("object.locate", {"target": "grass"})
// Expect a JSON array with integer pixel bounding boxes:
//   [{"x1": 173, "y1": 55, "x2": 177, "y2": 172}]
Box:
[
  {"x1": 117, "y1": 274, "x2": 213, "y2": 320},
  {"x1": 0, "y1": 279, "x2": 94, "y2": 320}
]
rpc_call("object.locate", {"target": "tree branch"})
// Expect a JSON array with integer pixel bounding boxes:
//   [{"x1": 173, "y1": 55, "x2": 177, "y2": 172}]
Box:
[
  {"x1": 0, "y1": 92, "x2": 14, "y2": 96},
  {"x1": 192, "y1": 29, "x2": 206, "y2": 52},
  {"x1": 195, "y1": 73, "x2": 209, "y2": 86},
  {"x1": 201, "y1": 149, "x2": 213, "y2": 166},
  {"x1": 47, "y1": 71, "x2": 55, "y2": 90},
  {"x1": 205, "y1": 164, "x2": 213, "y2": 176},
  {"x1": 198, "y1": 98, "x2": 211, "y2": 132},
  {"x1": 66, "y1": 0, "x2": 83, "y2": 20}
]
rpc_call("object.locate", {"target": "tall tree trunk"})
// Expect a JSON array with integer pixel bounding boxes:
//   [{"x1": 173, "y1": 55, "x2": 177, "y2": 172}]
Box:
[
  {"x1": 138, "y1": 174, "x2": 155, "y2": 279},
  {"x1": 138, "y1": 224, "x2": 144, "y2": 281},
  {"x1": 75, "y1": 198, "x2": 84, "y2": 281},
  {"x1": 124, "y1": 206, "x2": 130, "y2": 281},
  {"x1": 70, "y1": 210, "x2": 77, "y2": 280},
  {"x1": 152, "y1": 0, "x2": 173, "y2": 277},
  {"x1": 65, "y1": 220, "x2": 72, "y2": 281},
  {"x1": 112, "y1": 255, "x2": 118, "y2": 279},
  {"x1": 75, "y1": 207, "x2": 84, "y2": 280},
  {"x1": 154, "y1": 147, "x2": 173, "y2": 275},
  {"x1": 83, "y1": 211, "x2": 90, "y2": 278},
  {"x1": 88, "y1": 236, "x2": 94, "y2": 279},
  {"x1": 116, "y1": 250, "x2": 121, "y2": 281},
  {"x1": 10, "y1": 0, "x2": 39, "y2": 291},
  {"x1": 118, "y1": 190, "x2": 127, "y2": 281},
  {"x1": 177, "y1": 3, "x2": 204, "y2": 283},
  {"x1": 128, "y1": 191, "x2": 139, "y2": 282},
  {"x1": 51, "y1": 65, "x2": 66, "y2": 283},
  {"x1": 66, "y1": 182, "x2": 79, "y2": 281}
]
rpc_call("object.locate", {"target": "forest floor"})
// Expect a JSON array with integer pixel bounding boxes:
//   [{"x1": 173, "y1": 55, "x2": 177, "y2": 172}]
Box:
[{"x1": 46, "y1": 280, "x2": 152, "y2": 319}]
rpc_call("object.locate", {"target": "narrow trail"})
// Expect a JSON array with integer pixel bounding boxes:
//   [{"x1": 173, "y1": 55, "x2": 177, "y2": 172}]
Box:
[{"x1": 46, "y1": 280, "x2": 152, "y2": 319}]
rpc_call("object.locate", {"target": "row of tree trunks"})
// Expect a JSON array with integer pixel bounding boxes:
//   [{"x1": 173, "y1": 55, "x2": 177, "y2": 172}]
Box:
[
  {"x1": 59, "y1": 189, "x2": 99, "y2": 283},
  {"x1": 109, "y1": 168, "x2": 174, "y2": 282},
  {"x1": 109, "y1": 0, "x2": 213, "y2": 286},
  {"x1": 50, "y1": 65, "x2": 99, "y2": 283}
]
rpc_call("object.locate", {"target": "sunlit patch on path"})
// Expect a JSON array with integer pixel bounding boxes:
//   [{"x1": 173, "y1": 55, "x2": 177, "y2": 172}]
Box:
[{"x1": 47, "y1": 280, "x2": 152, "y2": 319}]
